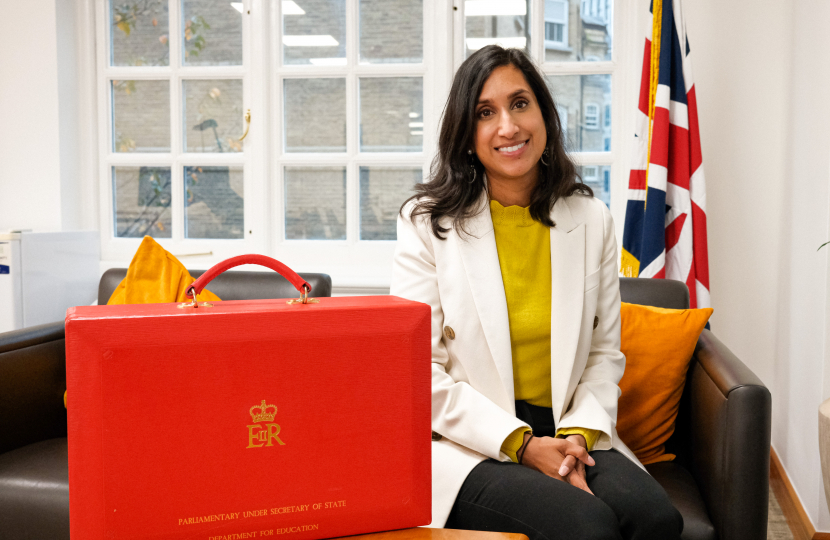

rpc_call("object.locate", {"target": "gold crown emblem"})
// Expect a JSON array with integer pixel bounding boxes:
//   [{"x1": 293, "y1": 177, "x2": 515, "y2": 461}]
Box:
[{"x1": 249, "y1": 400, "x2": 277, "y2": 423}]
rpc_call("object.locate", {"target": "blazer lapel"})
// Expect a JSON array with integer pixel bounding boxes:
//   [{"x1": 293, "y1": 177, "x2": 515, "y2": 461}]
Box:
[
  {"x1": 456, "y1": 196, "x2": 516, "y2": 408},
  {"x1": 549, "y1": 198, "x2": 585, "y2": 424}
]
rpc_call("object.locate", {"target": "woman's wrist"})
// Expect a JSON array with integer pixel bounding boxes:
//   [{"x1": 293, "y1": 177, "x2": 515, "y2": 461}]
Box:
[
  {"x1": 517, "y1": 431, "x2": 534, "y2": 464},
  {"x1": 565, "y1": 433, "x2": 587, "y2": 449}
]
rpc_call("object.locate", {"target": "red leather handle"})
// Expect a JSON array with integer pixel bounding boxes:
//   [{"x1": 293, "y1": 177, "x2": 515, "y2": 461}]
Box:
[{"x1": 186, "y1": 255, "x2": 311, "y2": 299}]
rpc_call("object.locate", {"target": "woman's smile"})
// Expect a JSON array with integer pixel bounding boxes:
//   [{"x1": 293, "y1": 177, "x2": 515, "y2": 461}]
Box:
[{"x1": 495, "y1": 139, "x2": 529, "y2": 156}]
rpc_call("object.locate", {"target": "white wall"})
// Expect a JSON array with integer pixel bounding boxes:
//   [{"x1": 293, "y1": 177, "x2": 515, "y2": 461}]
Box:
[
  {"x1": 56, "y1": 0, "x2": 82, "y2": 230},
  {"x1": 683, "y1": 0, "x2": 792, "y2": 405},
  {"x1": 774, "y1": 0, "x2": 830, "y2": 530},
  {"x1": 684, "y1": 0, "x2": 830, "y2": 531},
  {"x1": 0, "y1": 0, "x2": 89, "y2": 233},
  {"x1": 0, "y1": 0, "x2": 63, "y2": 232}
]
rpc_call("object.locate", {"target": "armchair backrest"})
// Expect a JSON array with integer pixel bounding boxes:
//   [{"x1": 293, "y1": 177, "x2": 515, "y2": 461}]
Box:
[
  {"x1": 98, "y1": 269, "x2": 333, "y2": 305},
  {"x1": 0, "y1": 322, "x2": 67, "y2": 454},
  {"x1": 618, "y1": 277, "x2": 689, "y2": 309}
]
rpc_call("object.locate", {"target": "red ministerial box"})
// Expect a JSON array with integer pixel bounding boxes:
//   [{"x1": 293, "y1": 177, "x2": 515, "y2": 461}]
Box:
[{"x1": 66, "y1": 294, "x2": 431, "y2": 540}]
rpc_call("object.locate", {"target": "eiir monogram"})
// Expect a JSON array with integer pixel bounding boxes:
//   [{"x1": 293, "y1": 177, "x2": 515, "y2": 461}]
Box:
[{"x1": 246, "y1": 400, "x2": 286, "y2": 449}]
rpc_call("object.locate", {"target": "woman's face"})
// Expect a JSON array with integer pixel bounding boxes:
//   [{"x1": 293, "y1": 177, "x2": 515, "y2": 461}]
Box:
[{"x1": 473, "y1": 65, "x2": 547, "y2": 190}]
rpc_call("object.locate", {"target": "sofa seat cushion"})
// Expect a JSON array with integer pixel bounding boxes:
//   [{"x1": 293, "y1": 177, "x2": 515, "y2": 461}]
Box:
[
  {"x1": 0, "y1": 437, "x2": 69, "y2": 540},
  {"x1": 647, "y1": 461, "x2": 715, "y2": 540}
]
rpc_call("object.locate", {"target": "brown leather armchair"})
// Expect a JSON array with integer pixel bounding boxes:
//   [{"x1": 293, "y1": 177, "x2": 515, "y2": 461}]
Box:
[
  {"x1": 0, "y1": 276, "x2": 769, "y2": 540},
  {"x1": 620, "y1": 277, "x2": 772, "y2": 540},
  {"x1": 0, "y1": 269, "x2": 332, "y2": 540}
]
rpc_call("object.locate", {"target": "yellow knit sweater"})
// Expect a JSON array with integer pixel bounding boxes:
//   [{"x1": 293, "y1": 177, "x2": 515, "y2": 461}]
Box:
[{"x1": 490, "y1": 200, "x2": 599, "y2": 461}]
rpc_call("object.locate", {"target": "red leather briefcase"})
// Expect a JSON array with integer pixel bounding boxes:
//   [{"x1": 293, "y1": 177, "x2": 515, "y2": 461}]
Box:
[{"x1": 66, "y1": 255, "x2": 431, "y2": 540}]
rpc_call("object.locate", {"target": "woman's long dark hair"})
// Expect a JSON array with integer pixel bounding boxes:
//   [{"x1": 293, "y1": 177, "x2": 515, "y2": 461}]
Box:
[{"x1": 402, "y1": 45, "x2": 592, "y2": 239}]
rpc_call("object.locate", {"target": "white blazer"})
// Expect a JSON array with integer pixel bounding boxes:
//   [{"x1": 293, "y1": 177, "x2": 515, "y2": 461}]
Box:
[{"x1": 390, "y1": 192, "x2": 642, "y2": 527}]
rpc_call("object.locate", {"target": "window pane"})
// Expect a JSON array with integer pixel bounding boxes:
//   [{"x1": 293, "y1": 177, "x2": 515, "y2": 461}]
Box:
[
  {"x1": 284, "y1": 167, "x2": 346, "y2": 240},
  {"x1": 284, "y1": 78, "x2": 346, "y2": 152},
  {"x1": 359, "y1": 77, "x2": 423, "y2": 152},
  {"x1": 184, "y1": 166, "x2": 244, "y2": 238},
  {"x1": 113, "y1": 166, "x2": 172, "y2": 238},
  {"x1": 182, "y1": 0, "x2": 243, "y2": 66},
  {"x1": 465, "y1": 0, "x2": 529, "y2": 58},
  {"x1": 110, "y1": 0, "x2": 169, "y2": 66},
  {"x1": 183, "y1": 79, "x2": 244, "y2": 153},
  {"x1": 283, "y1": 0, "x2": 346, "y2": 66},
  {"x1": 360, "y1": 167, "x2": 420, "y2": 240},
  {"x1": 359, "y1": 0, "x2": 422, "y2": 64},
  {"x1": 545, "y1": 74, "x2": 611, "y2": 152},
  {"x1": 544, "y1": 0, "x2": 612, "y2": 62},
  {"x1": 577, "y1": 165, "x2": 610, "y2": 207},
  {"x1": 112, "y1": 80, "x2": 170, "y2": 153}
]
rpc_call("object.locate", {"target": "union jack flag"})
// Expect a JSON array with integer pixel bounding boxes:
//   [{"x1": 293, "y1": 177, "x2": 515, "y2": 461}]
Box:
[{"x1": 620, "y1": 0, "x2": 710, "y2": 309}]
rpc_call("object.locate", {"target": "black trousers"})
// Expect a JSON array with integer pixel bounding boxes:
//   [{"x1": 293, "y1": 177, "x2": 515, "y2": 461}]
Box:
[{"x1": 445, "y1": 402, "x2": 683, "y2": 540}]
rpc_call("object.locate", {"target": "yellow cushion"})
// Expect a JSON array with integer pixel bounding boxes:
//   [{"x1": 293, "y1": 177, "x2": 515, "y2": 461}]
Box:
[
  {"x1": 107, "y1": 236, "x2": 221, "y2": 305},
  {"x1": 616, "y1": 302, "x2": 713, "y2": 465}
]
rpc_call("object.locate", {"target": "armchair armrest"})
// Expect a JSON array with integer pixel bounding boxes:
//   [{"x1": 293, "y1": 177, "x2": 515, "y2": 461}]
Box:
[
  {"x1": 688, "y1": 329, "x2": 771, "y2": 540},
  {"x1": 0, "y1": 322, "x2": 67, "y2": 454}
]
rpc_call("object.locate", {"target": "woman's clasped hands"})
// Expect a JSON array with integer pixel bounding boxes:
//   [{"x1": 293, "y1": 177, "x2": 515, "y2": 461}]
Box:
[{"x1": 519, "y1": 432, "x2": 596, "y2": 495}]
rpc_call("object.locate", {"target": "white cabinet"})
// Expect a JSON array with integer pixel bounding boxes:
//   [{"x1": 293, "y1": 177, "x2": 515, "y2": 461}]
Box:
[{"x1": 0, "y1": 231, "x2": 99, "y2": 333}]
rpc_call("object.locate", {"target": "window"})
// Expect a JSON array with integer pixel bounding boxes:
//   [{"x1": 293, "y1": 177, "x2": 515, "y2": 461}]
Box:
[
  {"x1": 275, "y1": 0, "x2": 431, "y2": 276},
  {"x1": 543, "y1": 0, "x2": 617, "y2": 209},
  {"x1": 578, "y1": 165, "x2": 610, "y2": 207},
  {"x1": 544, "y1": 0, "x2": 568, "y2": 49},
  {"x1": 98, "y1": 0, "x2": 256, "y2": 259},
  {"x1": 97, "y1": 0, "x2": 441, "y2": 282},
  {"x1": 582, "y1": 166, "x2": 598, "y2": 181},
  {"x1": 584, "y1": 103, "x2": 599, "y2": 129},
  {"x1": 545, "y1": 22, "x2": 563, "y2": 43},
  {"x1": 91, "y1": 0, "x2": 632, "y2": 287},
  {"x1": 464, "y1": 0, "x2": 529, "y2": 57}
]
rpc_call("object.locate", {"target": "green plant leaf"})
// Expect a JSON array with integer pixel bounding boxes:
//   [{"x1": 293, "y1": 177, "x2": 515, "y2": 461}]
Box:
[{"x1": 819, "y1": 241, "x2": 830, "y2": 251}]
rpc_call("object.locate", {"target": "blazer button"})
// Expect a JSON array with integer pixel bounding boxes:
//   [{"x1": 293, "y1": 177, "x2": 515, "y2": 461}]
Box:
[
  {"x1": 444, "y1": 326, "x2": 455, "y2": 340},
  {"x1": 593, "y1": 316, "x2": 599, "y2": 329},
  {"x1": 431, "y1": 431, "x2": 443, "y2": 441}
]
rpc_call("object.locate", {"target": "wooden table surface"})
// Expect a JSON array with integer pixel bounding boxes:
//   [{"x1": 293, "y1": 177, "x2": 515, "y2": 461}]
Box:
[{"x1": 342, "y1": 528, "x2": 529, "y2": 540}]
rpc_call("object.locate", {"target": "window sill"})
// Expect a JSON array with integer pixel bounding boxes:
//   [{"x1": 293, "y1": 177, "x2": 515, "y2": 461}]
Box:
[{"x1": 544, "y1": 42, "x2": 573, "y2": 52}]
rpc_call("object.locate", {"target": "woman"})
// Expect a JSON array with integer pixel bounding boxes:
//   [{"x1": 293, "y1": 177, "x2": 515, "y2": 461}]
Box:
[{"x1": 390, "y1": 46, "x2": 683, "y2": 540}]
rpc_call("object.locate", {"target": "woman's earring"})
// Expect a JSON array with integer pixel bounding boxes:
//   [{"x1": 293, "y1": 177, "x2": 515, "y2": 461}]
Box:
[
  {"x1": 540, "y1": 147, "x2": 550, "y2": 166},
  {"x1": 467, "y1": 149, "x2": 473, "y2": 155},
  {"x1": 468, "y1": 164, "x2": 477, "y2": 183}
]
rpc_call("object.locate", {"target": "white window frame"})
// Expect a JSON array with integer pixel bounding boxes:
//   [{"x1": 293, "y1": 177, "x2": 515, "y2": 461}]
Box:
[
  {"x1": 88, "y1": 0, "x2": 449, "y2": 291},
  {"x1": 529, "y1": 0, "x2": 638, "y2": 244},
  {"x1": 269, "y1": 0, "x2": 446, "y2": 290},
  {"x1": 84, "y1": 0, "x2": 633, "y2": 287},
  {"x1": 95, "y1": 0, "x2": 268, "y2": 265}
]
